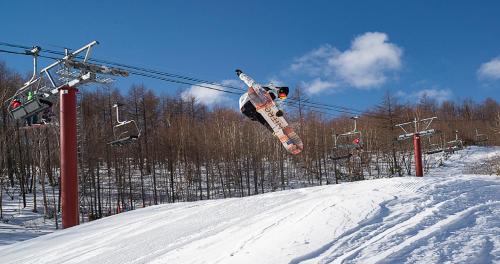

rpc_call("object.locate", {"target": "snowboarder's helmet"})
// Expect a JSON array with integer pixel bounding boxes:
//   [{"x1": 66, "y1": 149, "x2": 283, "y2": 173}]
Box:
[{"x1": 278, "y1": 87, "x2": 289, "y2": 100}]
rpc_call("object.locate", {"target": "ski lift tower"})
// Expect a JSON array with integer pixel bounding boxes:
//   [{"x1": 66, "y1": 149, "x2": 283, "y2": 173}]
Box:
[
  {"x1": 38, "y1": 41, "x2": 128, "y2": 228},
  {"x1": 396, "y1": 117, "x2": 437, "y2": 177}
]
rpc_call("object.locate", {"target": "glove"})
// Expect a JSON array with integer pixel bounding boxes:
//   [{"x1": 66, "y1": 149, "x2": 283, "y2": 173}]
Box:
[
  {"x1": 235, "y1": 69, "x2": 243, "y2": 77},
  {"x1": 276, "y1": 110, "x2": 283, "y2": 117}
]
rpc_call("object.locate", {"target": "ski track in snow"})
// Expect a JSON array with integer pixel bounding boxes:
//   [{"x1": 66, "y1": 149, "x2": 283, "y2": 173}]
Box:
[{"x1": 0, "y1": 147, "x2": 499, "y2": 264}]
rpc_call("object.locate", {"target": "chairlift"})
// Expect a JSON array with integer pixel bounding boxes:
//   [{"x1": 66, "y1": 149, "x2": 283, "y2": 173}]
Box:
[
  {"x1": 331, "y1": 116, "x2": 363, "y2": 160},
  {"x1": 425, "y1": 131, "x2": 445, "y2": 154},
  {"x1": 426, "y1": 141, "x2": 444, "y2": 154},
  {"x1": 5, "y1": 46, "x2": 56, "y2": 122},
  {"x1": 108, "y1": 103, "x2": 141, "y2": 147},
  {"x1": 474, "y1": 129, "x2": 488, "y2": 145},
  {"x1": 7, "y1": 78, "x2": 52, "y2": 119},
  {"x1": 444, "y1": 131, "x2": 464, "y2": 153}
]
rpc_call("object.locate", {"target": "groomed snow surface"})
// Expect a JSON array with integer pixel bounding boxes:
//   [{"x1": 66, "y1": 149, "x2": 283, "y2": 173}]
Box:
[{"x1": 1, "y1": 147, "x2": 499, "y2": 264}]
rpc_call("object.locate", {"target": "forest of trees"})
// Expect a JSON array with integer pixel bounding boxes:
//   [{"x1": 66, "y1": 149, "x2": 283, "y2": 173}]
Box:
[{"x1": 1, "y1": 60, "x2": 499, "y2": 226}]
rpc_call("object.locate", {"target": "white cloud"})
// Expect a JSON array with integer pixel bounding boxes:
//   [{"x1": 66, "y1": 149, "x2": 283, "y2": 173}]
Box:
[
  {"x1": 478, "y1": 57, "x2": 500, "y2": 81},
  {"x1": 330, "y1": 32, "x2": 402, "y2": 88},
  {"x1": 397, "y1": 88, "x2": 452, "y2": 104},
  {"x1": 289, "y1": 32, "x2": 403, "y2": 91},
  {"x1": 414, "y1": 89, "x2": 452, "y2": 103},
  {"x1": 290, "y1": 45, "x2": 338, "y2": 77},
  {"x1": 395, "y1": 90, "x2": 407, "y2": 98},
  {"x1": 303, "y1": 78, "x2": 338, "y2": 94},
  {"x1": 181, "y1": 79, "x2": 242, "y2": 106},
  {"x1": 266, "y1": 77, "x2": 286, "y2": 87}
]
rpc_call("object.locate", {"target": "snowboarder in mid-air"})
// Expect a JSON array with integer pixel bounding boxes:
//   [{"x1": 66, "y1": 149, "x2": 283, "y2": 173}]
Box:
[
  {"x1": 236, "y1": 69, "x2": 303, "y2": 154},
  {"x1": 236, "y1": 69, "x2": 289, "y2": 131}
]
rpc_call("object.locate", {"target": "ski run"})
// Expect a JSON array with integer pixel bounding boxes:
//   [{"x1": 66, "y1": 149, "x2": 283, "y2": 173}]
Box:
[{"x1": 1, "y1": 146, "x2": 499, "y2": 264}]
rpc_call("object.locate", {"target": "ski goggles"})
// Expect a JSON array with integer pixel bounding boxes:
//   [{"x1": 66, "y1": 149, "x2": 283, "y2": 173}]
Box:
[{"x1": 278, "y1": 92, "x2": 287, "y2": 100}]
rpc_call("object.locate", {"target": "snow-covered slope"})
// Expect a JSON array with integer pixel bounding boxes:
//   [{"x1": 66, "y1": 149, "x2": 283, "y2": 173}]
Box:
[{"x1": 1, "y1": 147, "x2": 499, "y2": 264}]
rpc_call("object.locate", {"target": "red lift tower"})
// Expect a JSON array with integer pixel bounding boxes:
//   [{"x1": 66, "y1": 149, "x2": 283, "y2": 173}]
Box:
[
  {"x1": 396, "y1": 117, "x2": 437, "y2": 177},
  {"x1": 7, "y1": 41, "x2": 128, "y2": 228},
  {"x1": 41, "y1": 41, "x2": 128, "y2": 228}
]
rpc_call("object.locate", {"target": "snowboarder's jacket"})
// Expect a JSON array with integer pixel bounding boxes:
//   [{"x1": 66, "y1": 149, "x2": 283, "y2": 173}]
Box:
[
  {"x1": 237, "y1": 70, "x2": 290, "y2": 131},
  {"x1": 10, "y1": 99, "x2": 21, "y2": 109}
]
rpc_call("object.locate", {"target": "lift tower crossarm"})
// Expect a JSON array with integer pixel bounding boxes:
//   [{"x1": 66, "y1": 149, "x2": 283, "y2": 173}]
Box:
[
  {"x1": 41, "y1": 41, "x2": 99, "y2": 76},
  {"x1": 395, "y1": 117, "x2": 437, "y2": 141},
  {"x1": 40, "y1": 41, "x2": 99, "y2": 91}
]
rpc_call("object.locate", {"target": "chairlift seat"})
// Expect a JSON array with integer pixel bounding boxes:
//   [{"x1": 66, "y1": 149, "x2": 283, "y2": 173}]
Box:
[
  {"x1": 9, "y1": 97, "x2": 50, "y2": 120},
  {"x1": 10, "y1": 104, "x2": 29, "y2": 120},
  {"x1": 330, "y1": 153, "x2": 352, "y2": 161},
  {"x1": 425, "y1": 142, "x2": 444, "y2": 155},
  {"x1": 336, "y1": 143, "x2": 359, "y2": 150},
  {"x1": 109, "y1": 120, "x2": 140, "y2": 147},
  {"x1": 474, "y1": 136, "x2": 488, "y2": 143},
  {"x1": 450, "y1": 145, "x2": 462, "y2": 151},
  {"x1": 109, "y1": 135, "x2": 138, "y2": 147},
  {"x1": 333, "y1": 126, "x2": 363, "y2": 159},
  {"x1": 444, "y1": 143, "x2": 463, "y2": 153},
  {"x1": 444, "y1": 147, "x2": 455, "y2": 153},
  {"x1": 426, "y1": 148, "x2": 444, "y2": 154},
  {"x1": 331, "y1": 145, "x2": 357, "y2": 160},
  {"x1": 7, "y1": 77, "x2": 54, "y2": 121}
]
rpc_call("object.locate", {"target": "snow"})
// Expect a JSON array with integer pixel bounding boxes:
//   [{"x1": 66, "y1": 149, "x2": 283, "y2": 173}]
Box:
[
  {"x1": 1, "y1": 147, "x2": 499, "y2": 264},
  {"x1": 0, "y1": 191, "x2": 56, "y2": 246}
]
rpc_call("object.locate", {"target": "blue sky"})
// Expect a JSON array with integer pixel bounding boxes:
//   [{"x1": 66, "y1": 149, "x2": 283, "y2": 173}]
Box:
[{"x1": 1, "y1": 0, "x2": 499, "y2": 113}]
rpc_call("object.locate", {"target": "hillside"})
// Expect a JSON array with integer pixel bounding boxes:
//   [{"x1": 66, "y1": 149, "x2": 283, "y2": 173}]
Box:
[{"x1": 1, "y1": 147, "x2": 499, "y2": 264}]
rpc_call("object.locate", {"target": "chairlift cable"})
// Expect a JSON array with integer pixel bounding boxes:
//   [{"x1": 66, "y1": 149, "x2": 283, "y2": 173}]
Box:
[
  {"x1": 0, "y1": 47, "x2": 384, "y2": 119},
  {"x1": 12, "y1": 42, "x2": 369, "y2": 114},
  {"x1": 0, "y1": 42, "x2": 369, "y2": 116},
  {"x1": 0, "y1": 49, "x2": 29, "y2": 56},
  {"x1": 0, "y1": 42, "x2": 387, "y2": 119}
]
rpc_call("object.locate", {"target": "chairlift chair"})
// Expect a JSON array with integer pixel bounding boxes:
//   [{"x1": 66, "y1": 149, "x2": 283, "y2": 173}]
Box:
[
  {"x1": 331, "y1": 117, "x2": 363, "y2": 160},
  {"x1": 444, "y1": 141, "x2": 463, "y2": 153},
  {"x1": 6, "y1": 46, "x2": 56, "y2": 122},
  {"x1": 7, "y1": 77, "x2": 56, "y2": 119},
  {"x1": 444, "y1": 131, "x2": 464, "y2": 153},
  {"x1": 108, "y1": 103, "x2": 141, "y2": 147},
  {"x1": 474, "y1": 129, "x2": 488, "y2": 145},
  {"x1": 425, "y1": 132, "x2": 445, "y2": 154},
  {"x1": 426, "y1": 143, "x2": 444, "y2": 154}
]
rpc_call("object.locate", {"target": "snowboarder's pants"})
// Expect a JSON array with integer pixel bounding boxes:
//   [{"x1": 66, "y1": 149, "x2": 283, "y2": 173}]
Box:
[{"x1": 241, "y1": 101, "x2": 272, "y2": 132}]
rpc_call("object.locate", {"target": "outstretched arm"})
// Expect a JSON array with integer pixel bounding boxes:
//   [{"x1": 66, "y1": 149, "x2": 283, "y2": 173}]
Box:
[
  {"x1": 236, "y1": 69, "x2": 256, "y2": 88},
  {"x1": 236, "y1": 69, "x2": 267, "y2": 99}
]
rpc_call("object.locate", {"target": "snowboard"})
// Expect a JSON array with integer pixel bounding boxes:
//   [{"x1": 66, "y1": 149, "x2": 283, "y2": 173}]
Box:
[{"x1": 238, "y1": 72, "x2": 303, "y2": 155}]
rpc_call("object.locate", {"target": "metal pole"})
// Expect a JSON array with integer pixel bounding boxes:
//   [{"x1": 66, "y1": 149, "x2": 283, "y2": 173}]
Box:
[
  {"x1": 413, "y1": 133, "x2": 423, "y2": 177},
  {"x1": 60, "y1": 86, "x2": 79, "y2": 228}
]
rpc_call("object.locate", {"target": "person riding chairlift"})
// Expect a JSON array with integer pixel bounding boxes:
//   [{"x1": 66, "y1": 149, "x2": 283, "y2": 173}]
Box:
[
  {"x1": 10, "y1": 98, "x2": 22, "y2": 109},
  {"x1": 236, "y1": 69, "x2": 289, "y2": 131},
  {"x1": 25, "y1": 91, "x2": 54, "y2": 126},
  {"x1": 353, "y1": 137, "x2": 363, "y2": 150}
]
